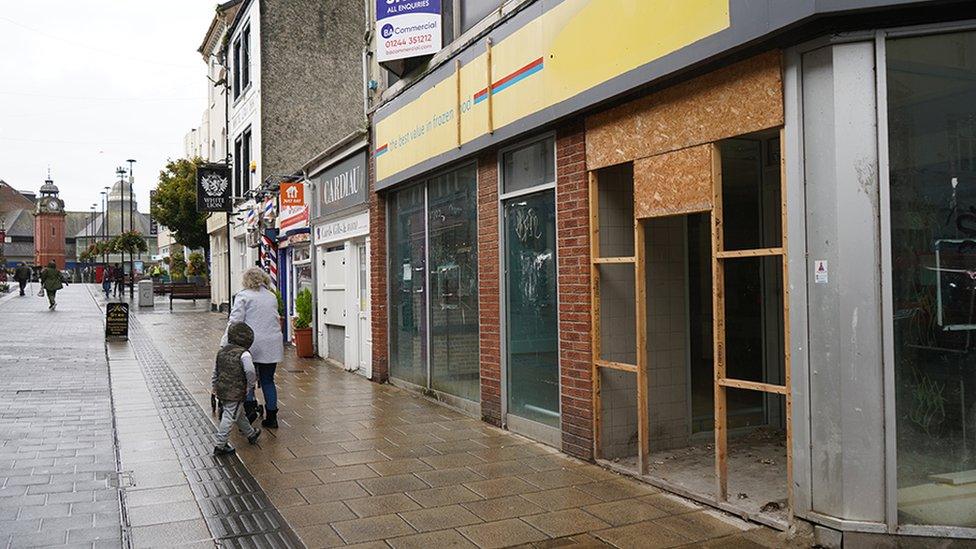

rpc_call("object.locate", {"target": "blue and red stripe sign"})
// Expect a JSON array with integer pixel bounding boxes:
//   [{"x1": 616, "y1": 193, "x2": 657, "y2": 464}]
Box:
[
  {"x1": 475, "y1": 57, "x2": 544, "y2": 104},
  {"x1": 372, "y1": 56, "x2": 545, "y2": 159}
]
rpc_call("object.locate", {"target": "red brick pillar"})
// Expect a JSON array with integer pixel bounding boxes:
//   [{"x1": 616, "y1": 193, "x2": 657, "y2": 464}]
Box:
[
  {"x1": 555, "y1": 122, "x2": 593, "y2": 461},
  {"x1": 477, "y1": 152, "x2": 502, "y2": 426},
  {"x1": 369, "y1": 157, "x2": 389, "y2": 383}
]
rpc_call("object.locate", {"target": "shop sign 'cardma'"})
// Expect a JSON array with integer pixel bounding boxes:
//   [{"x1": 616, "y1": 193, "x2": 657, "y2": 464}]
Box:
[
  {"x1": 196, "y1": 164, "x2": 232, "y2": 212},
  {"x1": 376, "y1": 0, "x2": 441, "y2": 62},
  {"x1": 314, "y1": 151, "x2": 367, "y2": 220}
]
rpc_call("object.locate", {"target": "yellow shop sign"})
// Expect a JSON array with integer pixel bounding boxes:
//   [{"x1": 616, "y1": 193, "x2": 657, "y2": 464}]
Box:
[{"x1": 373, "y1": 0, "x2": 730, "y2": 184}]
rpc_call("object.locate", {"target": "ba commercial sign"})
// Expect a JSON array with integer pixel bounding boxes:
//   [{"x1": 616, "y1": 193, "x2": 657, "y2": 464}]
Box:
[
  {"x1": 376, "y1": 0, "x2": 441, "y2": 62},
  {"x1": 196, "y1": 164, "x2": 232, "y2": 212}
]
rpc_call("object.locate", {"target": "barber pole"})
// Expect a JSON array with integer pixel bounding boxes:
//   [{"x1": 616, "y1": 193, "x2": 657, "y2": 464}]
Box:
[
  {"x1": 262, "y1": 197, "x2": 276, "y2": 222},
  {"x1": 260, "y1": 233, "x2": 278, "y2": 287}
]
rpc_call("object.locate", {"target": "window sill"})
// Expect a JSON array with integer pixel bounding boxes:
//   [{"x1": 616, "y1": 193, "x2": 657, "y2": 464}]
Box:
[{"x1": 232, "y1": 83, "x2": 254, "y2": 108}]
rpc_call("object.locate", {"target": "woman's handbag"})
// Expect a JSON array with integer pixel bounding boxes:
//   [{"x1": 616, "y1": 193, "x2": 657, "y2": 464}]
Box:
[{"x1": 37, "y1": 288, "x2": 45, "y2": 297}]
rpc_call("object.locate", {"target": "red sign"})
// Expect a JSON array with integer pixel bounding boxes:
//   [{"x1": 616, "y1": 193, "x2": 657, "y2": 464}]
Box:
[{"x1": 280, "y1": 182, "x2": 305, "y2": 208}]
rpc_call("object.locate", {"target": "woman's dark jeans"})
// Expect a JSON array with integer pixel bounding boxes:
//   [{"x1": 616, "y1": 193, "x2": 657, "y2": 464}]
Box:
[{"x1": 246, "y1": 362, "x2": 278, "y2": 411}]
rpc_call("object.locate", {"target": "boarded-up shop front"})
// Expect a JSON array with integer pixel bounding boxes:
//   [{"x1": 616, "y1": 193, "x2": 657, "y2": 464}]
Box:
[{"x1": 586, "y1": 51, "x2": 792, "y2": 528}]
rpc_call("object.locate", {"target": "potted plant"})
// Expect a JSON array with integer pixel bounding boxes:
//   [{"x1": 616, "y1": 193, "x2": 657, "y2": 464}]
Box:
[
  {"x1": 293, "y1": 287, "x2": 314, "y2": 358},
  {"x1": 109, "y1": 230, "x2": 148, "y2": 256},
  {"x1": 186, "y1": 251, "x2": 208, "y2": 285}
]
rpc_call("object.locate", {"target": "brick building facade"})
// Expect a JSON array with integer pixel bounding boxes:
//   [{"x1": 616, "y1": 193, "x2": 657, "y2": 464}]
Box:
[
  {"x1": 368, "y1": 119, "x2": 595, "y2": 460},
  {"x1": 365, "y1": 0, "x2": 976, "y2": 544}
]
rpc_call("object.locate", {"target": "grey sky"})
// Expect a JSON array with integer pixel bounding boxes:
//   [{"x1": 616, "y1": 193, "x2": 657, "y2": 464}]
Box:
[{"x1": 0, "y1": 0, "x2": 217, "y2": 214}]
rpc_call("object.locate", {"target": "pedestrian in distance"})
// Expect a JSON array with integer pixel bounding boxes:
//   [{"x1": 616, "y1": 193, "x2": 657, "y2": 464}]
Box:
[
  {"x1": 222, "y1": 267, "x2": 284, "y2": 429},
  {"x1": 112, "y1": 263, "x2": 124, "y2": 298},
  {"x1": 212, "y1": 322, "x2": 262, "y2": 456},
  {"x1": 14, "y1": 262, "x2": 31, "y2": 296},
  {"x1": 101, "y1": 267, "x2": 112, "y2": 299},
  {"x1": 39, "y1": 261, "x2": 66, "y2": 310}
]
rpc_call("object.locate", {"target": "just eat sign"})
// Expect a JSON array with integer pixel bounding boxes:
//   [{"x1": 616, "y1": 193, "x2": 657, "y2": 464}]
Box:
[{"x1": 280, "y1": 182, "x2": 305, "y2": 208}]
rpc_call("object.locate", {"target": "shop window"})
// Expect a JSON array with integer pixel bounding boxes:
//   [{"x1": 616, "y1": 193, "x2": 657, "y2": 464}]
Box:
[
  {"x1": 429, "y1": 166, "x2": 480, "y2": 401},
  {"x1": 501, "y1": 136, "x2": 559, "y2": 429},
  {"x1": 460, "y1": 1, "x2": 497, "y2": 35},
  {"x1": 388, "y1": 164, "x2": 480, "y2": 402},
  {"x1": 720, "y1": 138, "x2": 781, "y2": 251},
  {"x1": 887, "y1": 30, "x2": 976, "y2": 528},
  {"x1": 502, "y1": 136, "x2": 555, "y2": 195},
  {"x1": 389, "y1": 184, "x2": 427, "y2": 388},
  {"x1": 442, "y1": 1, "x2": 501, "y2": 44},
  {"x1": 504, "y1": 189, "x2": 559, "y2": 426},
  {"x1": 442, "y1": 0, "x2": 455, "y2": 46}
]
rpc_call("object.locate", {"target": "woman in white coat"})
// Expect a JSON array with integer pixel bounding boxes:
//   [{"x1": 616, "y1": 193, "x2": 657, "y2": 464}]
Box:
[{"x1": 223, "y1": 267, "x2": 284, "y2": 428}]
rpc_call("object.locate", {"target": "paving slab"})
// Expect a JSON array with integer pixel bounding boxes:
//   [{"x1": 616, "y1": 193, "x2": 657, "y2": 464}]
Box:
[
  {"x1": 0, "y1": 287, "x2": 123, "y2": 548},
  {"x1": 457, "y1": 518, "x2": 548, "y2": 548},
  {"x1": 331, "y1": 513, "x2": 417, "y2": 544},
  {"x1": 398, "y1": 503, "x2": 483, "y2": 532},
  {"x1": 123, "y1": 288, "x2": 791, "y2": 548},
  {"x1": 387, "y1": 528, "x2": 479, "y2": 548}
]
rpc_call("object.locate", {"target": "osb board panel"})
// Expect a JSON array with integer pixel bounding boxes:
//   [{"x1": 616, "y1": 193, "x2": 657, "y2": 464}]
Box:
[
  {"x1": 586, "y1": 51, "x2": 783, "y2": 170},
  {"x1": 634, "y1": 145, "x2": 713, "y2": 219}
]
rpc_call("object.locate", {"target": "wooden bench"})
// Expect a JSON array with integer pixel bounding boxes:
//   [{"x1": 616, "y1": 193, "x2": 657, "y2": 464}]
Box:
[
  {"x1": 153, "y1": 282, "x2": 172, "y2": 295},
  {"x1": 169, "y1": 284, "x2": 211, "y2": 310}
]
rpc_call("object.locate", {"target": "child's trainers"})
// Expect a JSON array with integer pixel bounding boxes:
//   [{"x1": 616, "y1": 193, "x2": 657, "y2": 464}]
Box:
[
  {"x1": 248, "y1": 428, "x2": 262, "y2": 445},
  {"x1": 213, "y1": 444, "x2": 236, "y2": 456}
]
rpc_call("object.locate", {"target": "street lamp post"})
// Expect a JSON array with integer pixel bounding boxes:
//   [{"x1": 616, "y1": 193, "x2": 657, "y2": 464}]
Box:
[
  {"x1": 116, "y1": 166, "x2": 126, "y2": 300},
  {"x1": 89, "y1": 205, "x2": 96, "y2": 282},
  {"x1": 126, "y1": 159, "x2": 136, "y2": 298},
  {"x1": 101, "y1": 188, "x2": 108, "y2": 264}
]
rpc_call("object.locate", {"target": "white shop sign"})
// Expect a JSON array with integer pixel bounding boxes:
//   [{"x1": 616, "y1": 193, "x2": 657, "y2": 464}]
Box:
[{"x1": 314, "y1": 211, "x2": 369, "y2": 246}]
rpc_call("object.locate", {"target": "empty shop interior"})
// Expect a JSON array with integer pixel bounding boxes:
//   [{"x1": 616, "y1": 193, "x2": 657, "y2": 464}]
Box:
[{"x1": 592, "y1": 129, "x2": 789, "y2": 527}]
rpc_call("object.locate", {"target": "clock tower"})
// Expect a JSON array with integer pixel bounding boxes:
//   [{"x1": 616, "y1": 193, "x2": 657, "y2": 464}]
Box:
[{"x1": 34, "y1": 177, "x2": 66, "y2": 269}]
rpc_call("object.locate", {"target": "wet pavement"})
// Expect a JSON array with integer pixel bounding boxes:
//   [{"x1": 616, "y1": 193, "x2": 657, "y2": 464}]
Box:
[
  {"x1": 1, "y1": 284, "x2": 803, "y2": 548},
  {"x1": 0, "y1": 286, "x2": 122, "y2": 548}
]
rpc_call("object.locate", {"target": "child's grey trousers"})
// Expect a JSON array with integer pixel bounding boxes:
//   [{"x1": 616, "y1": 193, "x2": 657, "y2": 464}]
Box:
[{"x1": 215, "y1": 401, "x2": 256, "y2": 447}]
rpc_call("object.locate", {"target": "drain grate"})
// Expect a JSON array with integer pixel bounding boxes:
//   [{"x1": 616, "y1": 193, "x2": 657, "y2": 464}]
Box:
[{"x1": 125, "y1": 315, "x2": 303, "y2": 547}]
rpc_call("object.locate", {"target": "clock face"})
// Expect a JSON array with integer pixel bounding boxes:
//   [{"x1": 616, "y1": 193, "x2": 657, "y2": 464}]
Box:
[{"x1": 47, "y1": 198, "x2": 59, "y2": 210}]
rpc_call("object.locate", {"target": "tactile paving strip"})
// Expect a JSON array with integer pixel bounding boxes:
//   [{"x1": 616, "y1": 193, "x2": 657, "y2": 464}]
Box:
[{"x1": 126, "y1": 315, "x2": 303, "y2": 548}]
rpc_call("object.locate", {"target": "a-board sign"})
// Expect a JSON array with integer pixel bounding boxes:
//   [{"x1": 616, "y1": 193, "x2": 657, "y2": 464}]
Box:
[{"x1": 105, "y1": 302, "x2": 129, "y2": 339}]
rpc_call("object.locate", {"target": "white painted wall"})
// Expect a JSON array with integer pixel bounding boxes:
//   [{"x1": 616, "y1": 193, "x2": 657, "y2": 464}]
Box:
[
  {"x1": 227, "y1": 0, "x2": 262, "y2": 297},
  {"x1": 229, "y1": 0, "x2": 262, "y2": 194}
]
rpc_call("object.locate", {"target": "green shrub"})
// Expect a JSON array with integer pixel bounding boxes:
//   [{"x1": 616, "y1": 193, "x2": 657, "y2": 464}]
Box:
[
  {"x1": 294, "y1": 288, "x2": 312, "y2": 329},
  {"x1": 110, "y1": 231, "x2": 148, "y2": 254},
  {"x1": 273, "y1": 288, "x2": 285, "y2": 317},
  {"x1": 186, "y1": 251, "x2": 207, "y2": 281},
  {"x1": 169, "y1": 249, "x2": 187, "y2": 281}
]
